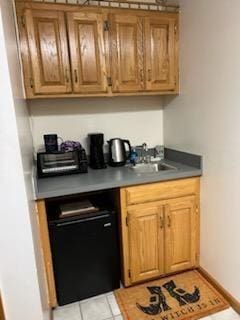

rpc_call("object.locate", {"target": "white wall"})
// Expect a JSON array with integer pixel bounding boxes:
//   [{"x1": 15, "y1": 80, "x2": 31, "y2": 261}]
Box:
[
  {"x1": 164, "y1": 0, "x2": 240, "y2": 300},
  {"x1": 29, "y1": 97, "x2": 163, "y2": 153},
  {"x1": 0, "y1": 1, "x2": 50, "y2": 319}
]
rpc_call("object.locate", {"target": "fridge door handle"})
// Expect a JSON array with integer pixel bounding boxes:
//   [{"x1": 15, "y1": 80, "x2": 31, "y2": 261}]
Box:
[{"x1": 53, "y1": 214, "x2": 111, "y2": 227}]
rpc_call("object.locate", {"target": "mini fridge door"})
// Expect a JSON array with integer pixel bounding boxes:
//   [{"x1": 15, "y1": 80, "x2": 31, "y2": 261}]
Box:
[{"x1": 49, "y1": 210, "x2": 120, "y2": 305}]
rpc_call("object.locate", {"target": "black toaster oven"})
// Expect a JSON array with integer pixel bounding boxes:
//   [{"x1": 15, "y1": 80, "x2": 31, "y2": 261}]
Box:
[{"x1": 37, "y1": 149, "x2": 88, "y2": 178}]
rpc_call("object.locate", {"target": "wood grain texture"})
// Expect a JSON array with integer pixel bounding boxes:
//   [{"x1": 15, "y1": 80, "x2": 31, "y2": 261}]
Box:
[
  {"x1": 24, "y1": 90, "x2": 178, "y2": 99},
  {"x1": 25, "y1": 9, "x2": 71, "y2": 94},
  {"x1": 17, "y1": 2, "x2": 179, "y2": 98},
  {"x1": 128, "y1": 204, "x2": 164, "y2": 282},
  {"x1": 36, "y1": 200, "x2": 57, "y2": 308},
  {"x1": 125, "y1": 177, "x2": 200, "y2": 205},
  {"x1": 110, "y1": 13, "x2": 144, "y2": 92},
  {"x1": 120, "y1": 188, "x2": 132, "y2": 286},
  {"x1": 145, "y1": 15, "x2": 177, "y2": 91},
  {"x1": 164, "y1": 195, "x2": 197, "y2": 273},
  {"x1": 67, "y1": 11, "x2": 108, "y2": 93},
  {"x1": 120, "y1": 178, "x2": 200, "y2": 286}
]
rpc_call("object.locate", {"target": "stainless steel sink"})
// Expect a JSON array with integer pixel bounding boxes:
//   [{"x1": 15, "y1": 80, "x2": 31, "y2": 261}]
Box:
[{"x1": 130, "y1": 162, "x2": 177, "y2": 174}]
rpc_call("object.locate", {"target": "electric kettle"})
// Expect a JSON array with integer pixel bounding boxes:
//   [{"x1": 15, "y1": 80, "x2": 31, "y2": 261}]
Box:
[{"x1": 108, "y1": 138, "x2": 131, "y2": 167}]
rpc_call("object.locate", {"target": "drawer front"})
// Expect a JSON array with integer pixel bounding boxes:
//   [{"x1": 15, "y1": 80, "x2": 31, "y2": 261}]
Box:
[{"x1": 124, "y1": 178, "x2": 199, "y2": 205}]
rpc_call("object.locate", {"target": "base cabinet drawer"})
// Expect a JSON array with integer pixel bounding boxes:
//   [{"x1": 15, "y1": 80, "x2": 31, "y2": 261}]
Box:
[
  {"x1": 120, "y1": 178, "x2": 200, "y2": 286},
  {"x1": 125, "y1": 177, "x2": 199, "y2": 205}
]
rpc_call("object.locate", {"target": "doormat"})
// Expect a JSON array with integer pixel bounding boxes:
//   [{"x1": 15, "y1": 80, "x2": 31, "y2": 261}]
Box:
[{"x1": 114, "y1": 270, "x2": 229, "y2": 320}]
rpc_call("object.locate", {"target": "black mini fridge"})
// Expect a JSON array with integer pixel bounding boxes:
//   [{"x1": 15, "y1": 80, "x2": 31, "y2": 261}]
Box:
[{"x1": 49, "y1": 210, "x2": 120, "y2": 306}]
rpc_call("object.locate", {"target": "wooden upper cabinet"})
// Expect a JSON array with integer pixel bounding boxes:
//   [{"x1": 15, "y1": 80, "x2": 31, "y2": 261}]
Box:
[
  {"x1": 128, "y1": 203, "x2": 164, "y2": 283},
  {"x1": 165, "y1": 196, "x2": 197, "y2": 274},
  {"x1": 145, "y1": 16, "x2": 177, "y2": 91},
  {"x1": 110, "y1": 14, "x2": 144, "y2": 92},
  {"x1": 67, "y1": 12, "x2": 108, "y2": 93},
  {"x1": 18, "y1": 4, "x2": 179, "y2": 98},
  {"x1": 24, "y1": 9, "x2": 72, "y2": 94}
]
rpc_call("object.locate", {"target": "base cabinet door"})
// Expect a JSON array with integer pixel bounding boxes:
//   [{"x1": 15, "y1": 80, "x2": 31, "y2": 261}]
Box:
[
  {"x1": 164, "y1": 196, "x2": 197, "y2": 274},
  {"x1": 25, "y1": 9, "x2": 72, "y2": 94},
  {"x1": 145, "y1": 15, "x2": 177, "y2": 91},
  {"x1": 128, "y1": 203, "x2": 164, "y2": 283},
  {"x1": 67, "y1": 12, "x2": 108, "y2": 93}
]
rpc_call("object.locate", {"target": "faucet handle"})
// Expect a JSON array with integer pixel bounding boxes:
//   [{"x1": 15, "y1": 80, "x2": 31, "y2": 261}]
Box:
[
  {"x1": 154, "y1": 145, "x2": 164, "y2": 160},
  {"x1": 142, "y1": 142, "x2": 147, "y2": 151}
]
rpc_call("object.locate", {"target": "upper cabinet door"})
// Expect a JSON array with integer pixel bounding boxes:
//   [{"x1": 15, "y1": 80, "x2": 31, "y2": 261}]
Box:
[
  {"x1": 67, "y1": 12, "x2": 108, "y2": 93},
  {"x1": 145, "y1": 16, "x2": 177, "y2": 91},
  {"x1": 164, "y1": 196, "x2": 197, "y2": 274},
  {"x1": 25, "y1": 9, "x2": 72, "y2": 94},
  {"x1": 128, "y1": 203, "x2": 164, "y2": 283},
  {"x1": 110, "y1": 14, "x2": 144, "y2": 93}
]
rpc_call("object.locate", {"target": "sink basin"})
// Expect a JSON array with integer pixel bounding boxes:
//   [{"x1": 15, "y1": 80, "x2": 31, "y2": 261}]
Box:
[{"x1": 130, "y1": 162, "x2": 177, "y2": 174}]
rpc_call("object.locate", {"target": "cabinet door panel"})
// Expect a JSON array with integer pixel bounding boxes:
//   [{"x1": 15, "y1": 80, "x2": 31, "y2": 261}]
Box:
[
  {"x1": 145, "y1": 16, "x2": 176, "y2": 91},
  {"x1": 128, "y1": 204, "x2": 164, "y2": 283},
  {"x1": 25, "y1": 9, "x2": 71, "y2": 94},
  {"x1": 67, "y1": 12, "x2": 108, "y2": 93},
  {"x1": 110, "y1": 14, "x2": 144, "y2": 92},
  {"x1": 165, "y1": 196, "x2": 197, "y2": 273}
]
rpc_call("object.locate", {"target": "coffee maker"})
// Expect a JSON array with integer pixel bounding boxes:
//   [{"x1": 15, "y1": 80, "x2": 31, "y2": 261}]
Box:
[{"x1": 88, "y1": 133, "x2": 106, "y2": 169}]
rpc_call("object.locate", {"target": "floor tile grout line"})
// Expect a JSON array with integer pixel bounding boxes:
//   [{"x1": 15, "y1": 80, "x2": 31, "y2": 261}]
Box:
[
  {"x1": 105, "y1": 294, "x2": 114, "y2": 318},
  {"x1": 78, "y1": 301, "x2": 84, "y2": 320}
]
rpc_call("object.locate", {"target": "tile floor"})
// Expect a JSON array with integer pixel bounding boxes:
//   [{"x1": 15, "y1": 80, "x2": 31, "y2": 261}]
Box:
[{"x1": 53, "y1": 292, "x2": 240, "y2": 320}]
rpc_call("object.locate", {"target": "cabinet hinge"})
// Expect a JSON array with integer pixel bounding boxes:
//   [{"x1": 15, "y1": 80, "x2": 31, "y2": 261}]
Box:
[
  {"x1": 103, "y1": 20, "x2": 110, "y2": 32},
  {"x1": 107, "y1": 76, "x2": 112, "y2": 87},
  {"x1": 30, "y1": 77, "x2": 34, "y2": 88},
  {"x1": 196, "y1": 205, "x2": 199, "y2": 214},
  {"x1": 21, "y1": 15, "x2": 25, "y2": 28},
  {"x1": 126, "y1": 216, "x2": 128, "y2": 227},
  {"x1": 128, "y1": 269, "x2": 131, "y2": 278}
]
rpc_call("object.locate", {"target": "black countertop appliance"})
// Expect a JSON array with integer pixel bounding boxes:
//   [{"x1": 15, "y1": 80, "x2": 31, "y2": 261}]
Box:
[{"x1": 89, "y1": 133, "x2": 106, "y2": 169}]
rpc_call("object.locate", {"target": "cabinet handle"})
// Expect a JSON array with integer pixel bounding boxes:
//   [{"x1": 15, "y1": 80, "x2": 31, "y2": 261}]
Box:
[
  {"x1": 167, "y1": 215, "x2": 171, "y2": 228},
  {"x1": 147, "y1": 69, "x2": 151, "y2": 81},
  {"x1": 65, "y1": 68, "x2": 70, "y2": 83},
  {"x1": 160, "y1": 214, "x2": 164, "y2": 229},
  {"x1": 140, "y1": 69, "x2": 143, "y2": 82},
  {"x1": 74, "y1": 69, "x2": 78, "y2": 83}
]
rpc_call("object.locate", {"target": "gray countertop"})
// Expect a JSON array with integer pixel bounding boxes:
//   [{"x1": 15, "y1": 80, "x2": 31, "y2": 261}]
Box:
[{"x1": 35, "y1": 148, "x2": 202, "y2": 199}]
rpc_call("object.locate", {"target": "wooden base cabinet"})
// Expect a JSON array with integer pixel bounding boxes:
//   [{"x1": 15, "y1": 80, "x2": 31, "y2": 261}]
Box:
[{"x1": 120, "y1": 178, "x2": 200, "y2": 286}]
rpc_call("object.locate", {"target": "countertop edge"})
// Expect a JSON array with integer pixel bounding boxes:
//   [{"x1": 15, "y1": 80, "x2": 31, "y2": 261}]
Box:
[{"x1": 35, "y1": 169, "x2": 202, "y2": 200}]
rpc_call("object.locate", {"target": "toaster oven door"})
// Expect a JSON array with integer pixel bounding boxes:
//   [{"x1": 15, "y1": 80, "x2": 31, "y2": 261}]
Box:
[{"x1": 38, "y1": 152, "x2": 80, "y2": 177}]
